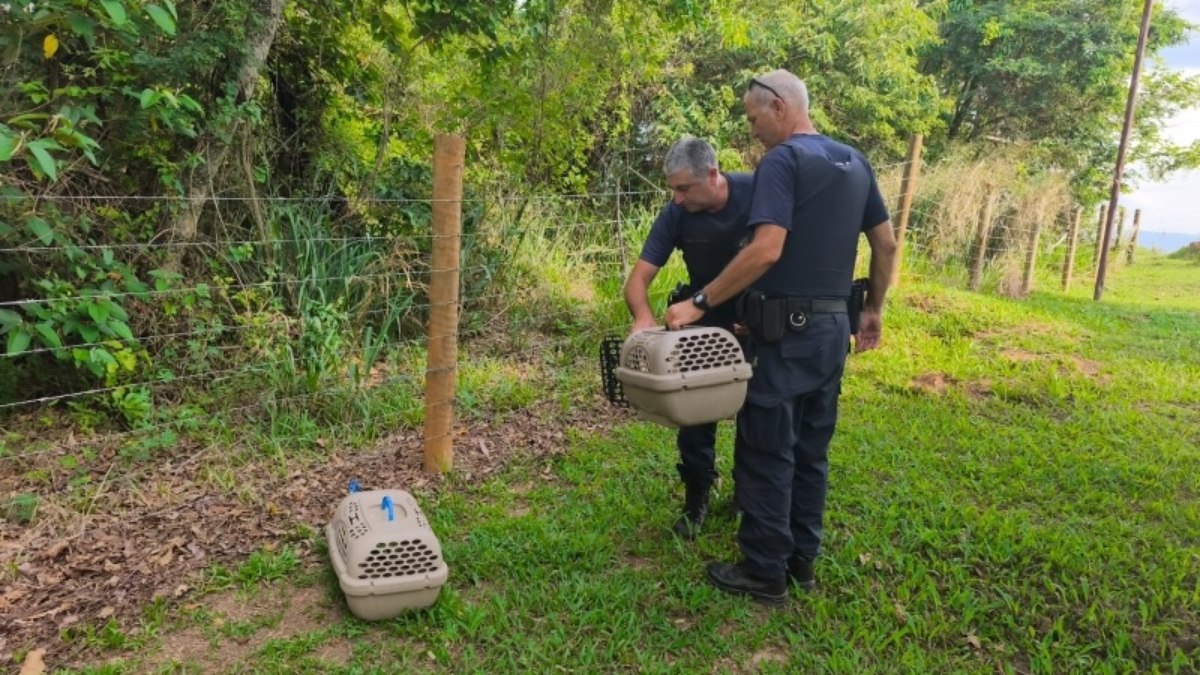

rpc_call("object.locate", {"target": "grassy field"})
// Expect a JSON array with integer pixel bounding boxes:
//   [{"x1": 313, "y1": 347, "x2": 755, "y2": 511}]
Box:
[{"x1": 56, "y1": 255, "x2": 1200, "y2": 674}]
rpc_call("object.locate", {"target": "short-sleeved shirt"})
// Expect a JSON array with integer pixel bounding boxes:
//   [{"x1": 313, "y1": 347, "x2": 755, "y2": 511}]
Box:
[
  {"x1": 638, "y1": 172, "x2": 754, "y2": 288},
  {"x1": 747, "y1": 134, "x2": 889, "y2": 298}
]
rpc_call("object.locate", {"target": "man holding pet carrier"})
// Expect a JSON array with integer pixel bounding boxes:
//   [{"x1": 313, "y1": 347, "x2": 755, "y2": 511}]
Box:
[
  {"x1": 665, "y1": 70, "x2": 897, "y2": 605},
  {"x1": 622, "y1": 136, "x2": 753, "y2": 540}
]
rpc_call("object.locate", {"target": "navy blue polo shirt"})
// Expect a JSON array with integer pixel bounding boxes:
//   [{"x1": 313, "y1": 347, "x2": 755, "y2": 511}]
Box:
[
  {"x1": 747, "y1": 134, "x2": 889, "y2": 298},
  {"x1": 638, "y1": 172, "x2": 754, "y2": 288}
]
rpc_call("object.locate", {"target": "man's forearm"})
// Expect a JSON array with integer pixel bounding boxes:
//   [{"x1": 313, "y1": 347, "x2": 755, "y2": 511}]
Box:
[
  {"x1": 624, "y1": 283, "x2": 655, "y2": 324},
  {"x1": 864, "y1": 222, "x2": 898, "y2": 312},
  {"x1": 624, "y1": 260, "x2": 660, "y2": 325},
  {"x1": 700, "y1": 226, "x2": 785, "y2": 306}
]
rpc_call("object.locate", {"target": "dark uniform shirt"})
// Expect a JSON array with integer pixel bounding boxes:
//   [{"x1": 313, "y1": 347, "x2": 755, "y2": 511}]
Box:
[
  {"x1": 639, "y1": 172, "x2": 754, "y2": 325},
  {"x1": 747, "y1": 134, "x2": 889, "y2": 298}
]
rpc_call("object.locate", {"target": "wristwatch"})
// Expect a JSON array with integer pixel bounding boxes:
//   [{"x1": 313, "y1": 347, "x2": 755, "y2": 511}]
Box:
[{"x1": 691, "y1": 290, "x2": 711, "y2": 312}]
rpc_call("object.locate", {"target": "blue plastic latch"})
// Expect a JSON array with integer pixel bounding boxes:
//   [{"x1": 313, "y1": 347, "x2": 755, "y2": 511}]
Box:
[
  {"x1": 381, "y1": 495, "x2": 395, "y2": 521},
  {"x1": 348, "y1": 478, "x2": 362, "y2": 493}
]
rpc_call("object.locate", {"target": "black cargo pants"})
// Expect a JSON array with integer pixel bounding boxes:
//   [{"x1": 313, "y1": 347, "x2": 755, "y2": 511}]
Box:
[
  {"x1": 734, "y1": 311, "x2": 850, "y2": 579},
  {"x1": 675, "y1": 311, "x2": 738, "y2": 491}
]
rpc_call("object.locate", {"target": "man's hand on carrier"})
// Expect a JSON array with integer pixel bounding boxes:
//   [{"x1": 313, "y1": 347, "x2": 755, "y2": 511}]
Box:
[
  {"x1": 630, "y1": 317, "x2": 659, "y2": 334},
  {"x1": 665, "y1": 300, "x2": 704, "y2": 330}
]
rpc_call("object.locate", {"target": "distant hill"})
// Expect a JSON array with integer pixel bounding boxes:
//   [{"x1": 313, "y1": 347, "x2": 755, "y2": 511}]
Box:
[
  {"x1": 1169, "y1": 242, "x2": 1200, "y2": 262},
  {"x1": 1137, "y1": 231, "x2": 1200, "y2": 254}
]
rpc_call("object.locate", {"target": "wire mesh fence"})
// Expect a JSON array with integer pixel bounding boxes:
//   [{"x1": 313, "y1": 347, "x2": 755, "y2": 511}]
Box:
[{"x1": 0, "y1": 137, "x2": 1153, "y2": 476}]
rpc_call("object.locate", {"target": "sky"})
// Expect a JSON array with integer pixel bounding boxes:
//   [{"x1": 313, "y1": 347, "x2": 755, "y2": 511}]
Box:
[{"x1": 1122, "y1": 0, "x2": 1200, "y2": 234}]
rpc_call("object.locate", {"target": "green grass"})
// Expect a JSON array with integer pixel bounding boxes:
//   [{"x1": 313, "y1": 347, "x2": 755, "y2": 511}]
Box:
[{"x1": 57, "y1": 254, "x2": 1200, "y2": 673}]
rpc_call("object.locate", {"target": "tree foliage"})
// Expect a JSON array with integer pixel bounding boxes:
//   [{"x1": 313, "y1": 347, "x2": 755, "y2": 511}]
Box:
[{"x1": 921, "y1": 0, "x2": 1197, "y2": 199}]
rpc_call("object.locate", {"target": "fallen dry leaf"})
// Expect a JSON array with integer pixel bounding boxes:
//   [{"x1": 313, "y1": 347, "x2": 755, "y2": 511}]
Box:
[
  {"x1": 40, "y1": 542, "x2": 69, "y2": 561},
  {"x1": 19, "y1": 648, "x2": 46, "y2": 675},
  {"x1": 96, "y1": 606, "x2": 115, "y2": 619},
  {"x1": 967, "y1": 633, "x2": 982, "y2": 650}
]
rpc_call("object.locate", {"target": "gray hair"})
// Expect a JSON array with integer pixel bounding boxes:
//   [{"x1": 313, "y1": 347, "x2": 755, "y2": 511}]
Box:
[
  {"x1": 663, "y1": 136, "x2": 718, "y2": 177},
  {"x1": 748, "y1": 69, "x2": 809, "y2": 111}
]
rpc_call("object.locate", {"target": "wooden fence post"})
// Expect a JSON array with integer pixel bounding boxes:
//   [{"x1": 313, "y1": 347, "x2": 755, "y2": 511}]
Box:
[
  {"x1": 1062, "y1": 206, "x2": 1082, "y2": 291},
  {"x1": 1113, "y1": 206, "x2": 1127, "y2": 255},
  {"x1": 1126, "y1": 209, "x2": 1142, "y2": 265},
  {"x1": 891, "y1": 133, "x2": 923, "y2": 287},
  {"x1": 423, "y1": 134, "x2": 465, "y2": 473},
  {"x1": 1021, "y1": 202, "x2": 1045, "y2": 297},
  {"x1": 969, "y1": 186, "x2": 998, "y2": 291},
  {"x1": 1094, "y1": 203, "x2": 1107, "y2": 269}
]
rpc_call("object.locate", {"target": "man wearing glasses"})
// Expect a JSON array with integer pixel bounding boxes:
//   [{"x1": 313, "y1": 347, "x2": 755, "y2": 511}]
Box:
[
  {"x1": 665, "y1": 70, "x2": 897, "y2": 605},
  {"x1": 623, "y1": 136, "x2": 753, "y2": 540}
]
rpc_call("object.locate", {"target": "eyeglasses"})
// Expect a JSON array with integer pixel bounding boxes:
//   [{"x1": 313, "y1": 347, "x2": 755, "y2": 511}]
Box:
[{"x1": 748, "y1": 78, "x2": 784, "y2": 101}]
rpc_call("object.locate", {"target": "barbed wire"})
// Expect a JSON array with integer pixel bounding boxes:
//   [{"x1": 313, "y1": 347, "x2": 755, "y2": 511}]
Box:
[
  {"x1": 0, "y1": 307, "x2": 530, "y2": 467},
  {"x1": 0, "y1": 216, "x2": 637, "y2": 254},
  {"x1": 0, "y1": 190, "x2": 665, "y2": 205},
  {"x1": 0, "y1": 176, "x2": 1154, "y2": 465}
]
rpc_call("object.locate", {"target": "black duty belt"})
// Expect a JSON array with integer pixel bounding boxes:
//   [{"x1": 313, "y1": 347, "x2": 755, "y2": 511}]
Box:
[
  {"x1": 737, "y1": 292, "x2": 849, "y2": 342},
  {"x1": 782, "y1": 297, "x2": 848, "y2": 314}
]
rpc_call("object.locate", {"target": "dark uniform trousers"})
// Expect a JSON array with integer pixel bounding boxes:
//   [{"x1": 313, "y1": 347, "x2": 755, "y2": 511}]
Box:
[
  {"x1": 735, "y1": 312, "x2": 850, "y2": 579},
  {"x1": 676, "y1": 422, "x2": 718, "y2": 487},
  {"x1": 675, "y1": 310, "x2": 737, "y2": 490}
]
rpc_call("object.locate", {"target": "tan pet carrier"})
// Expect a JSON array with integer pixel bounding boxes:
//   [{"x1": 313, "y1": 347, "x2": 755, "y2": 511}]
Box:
[
  {"x1": 327, "y1": 488, "x2": 449, "y2": 620},
  {"x1": 615, "y1": 326, "x2": 751, "y2": 427}
]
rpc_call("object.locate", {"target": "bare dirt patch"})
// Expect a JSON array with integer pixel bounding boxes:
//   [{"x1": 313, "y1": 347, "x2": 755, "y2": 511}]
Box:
[
  {"x1": 904, "y1": 292, "x2": 950, "y2": 315},
  {"x1": 974, "y1": 322, "x2": 1069, "y2": 343},
  {"x1": 314, "y1": 637, "x2": 355, "y2": 665},
  {"x1": 909, "y1": 372, "x2": 957, "y2": 395},
  {"x1": 623, "y1": 554, "x2": 655, "y2": 570},
  {"x1": 146, "y1": 584, "x2": 339, "y2": 671},
  {"x1": 1069, "y1": 356, "x2": 1103, "y2": 377},
  {"x1": 964, "y1": 379, "x2": 994, "y2": 401},
  {"x1": 1000, "y1": 349, "x2": 1040, "y2": 363},
  {"x1": 712, "y1": 644, "x2": 792, "y2": 674},
  {"x1": 750, "y1": 645, "x2": 789, "y2": 668},
  {"x1": 909, "y1": 373, "x2": 995, "y2": 401}
]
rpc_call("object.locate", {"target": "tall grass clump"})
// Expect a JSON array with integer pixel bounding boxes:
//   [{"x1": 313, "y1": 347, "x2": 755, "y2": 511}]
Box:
[
  {"x1": 464, "y1": 189, "x2": 664, "y2": 346},
  {"x1": 888, "y1": 146, "x2": 1077, "y2": 295}
]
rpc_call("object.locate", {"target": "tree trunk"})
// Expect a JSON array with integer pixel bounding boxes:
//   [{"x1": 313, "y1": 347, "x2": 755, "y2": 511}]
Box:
[
  {"x1": 166, "y1": 0, "x2": 286, "y2": 266},
  {"x1": 947, "y1": 76, "x2": 977, "y2": 141}
]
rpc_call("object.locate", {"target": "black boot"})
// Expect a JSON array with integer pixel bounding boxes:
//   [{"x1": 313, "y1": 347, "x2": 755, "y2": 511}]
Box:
[
  {"x1": 672, "y1": 465, "x2": 713, "y2": 540},
  {"x1": 787, "y1": 554, "x2": 816, "y2": 590},
  {"x1": 705, "y1": 560, "x2": 787, "y2": 606}
]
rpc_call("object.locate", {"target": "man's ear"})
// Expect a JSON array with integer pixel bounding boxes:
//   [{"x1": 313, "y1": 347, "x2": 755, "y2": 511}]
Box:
[{"x1": 708, "y1": 167, "x2": 720, "y2": 184}]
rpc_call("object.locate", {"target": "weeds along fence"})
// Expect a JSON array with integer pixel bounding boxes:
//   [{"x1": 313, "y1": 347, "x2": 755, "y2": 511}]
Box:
[
  {"x1": 0, "y1": 134, "x2": 1147, "y2": 480},
  {"x1": 875, "y1": 138, "x2": 1146, "y2": 298}
]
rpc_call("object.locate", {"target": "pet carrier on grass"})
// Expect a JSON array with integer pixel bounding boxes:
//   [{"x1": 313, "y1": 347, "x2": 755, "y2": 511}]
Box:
[{"x1": 327, "y1": 487, "x2": 448, "y2": 620}]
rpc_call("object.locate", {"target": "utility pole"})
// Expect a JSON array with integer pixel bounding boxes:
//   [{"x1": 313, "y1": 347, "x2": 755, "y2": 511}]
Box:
[{"x1": 1095, "y1": 0, "x2": 1154, "y2": 301}]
